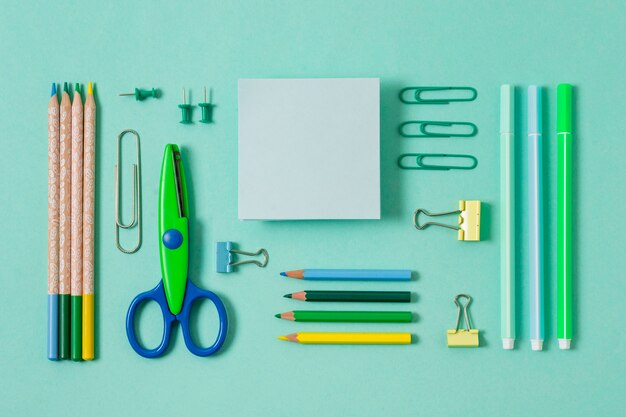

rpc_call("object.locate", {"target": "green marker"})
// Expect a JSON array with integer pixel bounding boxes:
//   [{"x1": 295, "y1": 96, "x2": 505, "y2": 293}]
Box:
[
  {"x1": 557, "y1": 84, "x2": 573, "y2": 350},
  {"x1": 275, "y1": 310, "x2": 413, "y2": 323}
]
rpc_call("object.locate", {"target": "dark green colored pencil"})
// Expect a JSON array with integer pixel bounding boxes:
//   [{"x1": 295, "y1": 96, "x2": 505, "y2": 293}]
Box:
[
  {"x1": 284, "y1": 290, "x2": 411, "y2": 303},
  {"x1": 276, "y1": 310, "x2": 413, "y2": 323}
]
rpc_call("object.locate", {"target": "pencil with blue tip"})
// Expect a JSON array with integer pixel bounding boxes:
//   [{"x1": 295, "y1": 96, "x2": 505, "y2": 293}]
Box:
[
  {"x1": 59, "y1": 82, "x2": 72, "y2": 359},
  {"x1": 280, "y1": 269, "x2": 411, "y2": 281},
  {"x1": 48, "y1": 83, "x2": 60, "y2": 360},
  {"x1": 70, "y1": 83, "x2": 84, "y2": 361}
]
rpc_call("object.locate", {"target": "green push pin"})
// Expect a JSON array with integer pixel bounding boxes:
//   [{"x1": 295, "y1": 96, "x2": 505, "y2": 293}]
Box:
[
  {"x1": 198, "y1": 87, "x2": 215, "y2": 124},
  {"x1": 178, "y1": 88, "x2": 193, "y2": 124},
  {"x1": 119, "y1": 87, "x2": 159, "y2": 101}
]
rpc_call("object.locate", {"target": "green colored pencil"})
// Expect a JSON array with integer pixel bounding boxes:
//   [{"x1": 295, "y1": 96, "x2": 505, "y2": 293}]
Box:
[
  {"x1": 284, "y1": 290, "x2": 411, "y2": 303},
  {"x1": 275, "y1": 311, "x2": 412, "y2": 323}
]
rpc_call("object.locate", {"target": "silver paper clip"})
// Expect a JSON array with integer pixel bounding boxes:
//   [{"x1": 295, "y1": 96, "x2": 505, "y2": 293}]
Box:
[{"x1": 115, "y1": 129, "x2": 142, "y2": 254}]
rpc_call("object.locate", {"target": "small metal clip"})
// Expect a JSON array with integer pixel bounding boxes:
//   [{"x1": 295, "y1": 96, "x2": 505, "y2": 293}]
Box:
[
  {"x1": 413, "y1": 200, "x2": 481, "y2": 241},
  {"x1": 399, "y1": 86, "x2": 478, "y2": 105},
  {"x1": 216, "y1": 241, "x2": 269, "y2": 273},
  {"x1": 399, "y1": 121, "x2": 478, "y2": 138},
  {"x1": 115, "y1": 129, "x2": 142, "y2": 254},
  {"x1": 447, "y1": 294, "x2": 479, "y2": 347},
  {"x1": 397, "y1": 153, "x2": 478, "y2": 170}
]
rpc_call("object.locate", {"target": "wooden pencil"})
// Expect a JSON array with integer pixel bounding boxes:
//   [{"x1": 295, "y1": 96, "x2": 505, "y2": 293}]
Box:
[
  {"x1": 277, "y1": 332, "x2": 411, "y2": 344},
  {"x1": 284, "y1": 290, "x2": 411, "y2": 303},
  {"x1": 58, "y1": 83, "x2": 72, "y2": 359},
  {"x1": 47, "y1": 83, "x2": 60, "y2": 361},
  {"x1": 275, "y1": 311, "x2": 412, "y2": 322},
  {"x1": 70, "y1": 83, "x2": 83, "y2": 361},
  {"x1": 82, "y1": 82, "x2": 96, "y2": 360}
]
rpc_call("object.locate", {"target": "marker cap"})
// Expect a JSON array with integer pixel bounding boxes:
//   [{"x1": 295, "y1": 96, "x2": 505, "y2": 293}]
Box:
[
  {"x1": 500, "y1": 85, "x2": 514, "y2": 133},
  {"x1": 502, "y1": 338, "x2": 515, "y2": 350},
  {"x1": 558, "y1": 339, "x2": 571, "y2": 350},
  {"x1": 557, "y1": 84, "x2": 573, "y2": 132},
  {"x1": 531, "y1": 339, "x2": 543, "y2": 351}
]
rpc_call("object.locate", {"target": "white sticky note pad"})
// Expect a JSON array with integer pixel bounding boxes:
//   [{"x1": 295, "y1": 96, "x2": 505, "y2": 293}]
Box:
[{"x1": 238, "y1": 78, "x2": 380, "y2": 220}]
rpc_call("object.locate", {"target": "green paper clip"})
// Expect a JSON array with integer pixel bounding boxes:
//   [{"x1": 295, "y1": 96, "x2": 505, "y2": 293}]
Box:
[
  {"x1": 399, "y1": 121, "x2": 478, "y2": 138},
  {"x1": 178, "y1": 88, "x2": 194, "y2": 124},
  {"x1": 399, "y1": 86, "x2": 477, "y2": 104},
  {"x1": 397, "y1": 153, "x2": 477, "y2": 170}
]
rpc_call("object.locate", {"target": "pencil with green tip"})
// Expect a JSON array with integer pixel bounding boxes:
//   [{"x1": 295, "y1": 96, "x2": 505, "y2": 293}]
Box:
[
  {"x1": 59, "y1": 82, "x2": 72, "y2": 359},
  {"x1": 557, "y1": 83, "x2": 573, "y2": 350},
  {"x1": 82, "y1": 82, "x2": 96, "y2": 360},
  {"x1": 284, "y1": 290, "x2": 411, "y2": 303},
  {"x1": 275, "y1": 311, "x2": 412, "y2": 322},
  {"x1": 70, "y1": 83, "x2": 83, "y2": 361}
]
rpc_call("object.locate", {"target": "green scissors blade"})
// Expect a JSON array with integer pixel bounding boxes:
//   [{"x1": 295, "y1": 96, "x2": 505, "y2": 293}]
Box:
[{"x1": 158, "y1": 144, "x2": 189, "y2": 315}]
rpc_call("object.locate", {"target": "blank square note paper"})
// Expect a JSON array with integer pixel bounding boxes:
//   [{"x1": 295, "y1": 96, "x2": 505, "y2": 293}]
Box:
[{"x1": 238, "y1": 78, "x2": 380, "y2": 220}]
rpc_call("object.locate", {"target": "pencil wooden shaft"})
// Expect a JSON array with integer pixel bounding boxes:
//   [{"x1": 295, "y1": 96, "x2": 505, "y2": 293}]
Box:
[
  {"x1": 82, "y1": 87, "x2": 96, "y2": 360},
  {"x1": 291, "y1": 332, "x2": 411, "y2": 344},
  {"x1": 58, "y1": 91, "x2": 72, "y2": 359},
  {"x1": 48, "y1": 92, "x2": 60, "y2": 360},
  {"x1": 70, "y1": 90, "x2": 83, "y2": 361}
]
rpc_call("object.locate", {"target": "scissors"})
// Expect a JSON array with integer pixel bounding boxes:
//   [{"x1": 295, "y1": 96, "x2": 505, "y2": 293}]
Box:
[{"x1": 126, "y1": 144, "x2": 228, "y2": 358}]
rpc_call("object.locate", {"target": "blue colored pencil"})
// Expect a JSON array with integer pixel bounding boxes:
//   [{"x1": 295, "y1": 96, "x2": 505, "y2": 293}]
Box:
[
  {"x1": 280, "y1": 269, "x2": 411, "y2": 281},
  {"x1": 528, "y1": 86, "x2": 544, "y2": 351},
  {"x1": 48, "y1": 83, "x2": 60, "y2": 360}
]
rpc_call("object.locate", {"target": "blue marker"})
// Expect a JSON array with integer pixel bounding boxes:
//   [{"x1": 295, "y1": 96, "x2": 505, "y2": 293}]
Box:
[{"x1": 528, "y1": 86, "x2": 544, "y2": 351}]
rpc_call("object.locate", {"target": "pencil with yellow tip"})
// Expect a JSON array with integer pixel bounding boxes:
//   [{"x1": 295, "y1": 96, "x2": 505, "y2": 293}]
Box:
[
  {"x1": 82, "y1": 82, "x2": 96, "y2": 360},
  {"x1": 277, "y1": 332, "x2": 411, "y2": 344}
]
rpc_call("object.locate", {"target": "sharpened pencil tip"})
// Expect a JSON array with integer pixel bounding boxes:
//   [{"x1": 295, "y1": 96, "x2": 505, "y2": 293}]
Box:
[
  {"x1": 280, "y1": 272, "x2": 286, "y2": 277},
  {"x1": 274, "y1": 314, "x2": 280, "y2": 318},
  {"x1": 63, "y1": 82, "x2": 68, "y2": 93},
  {"x1": 283, "y1": 294, "x2": 292, "y2": 298},
  {"x1": 74, "y1": 83, "x2": 80, "y2": 94},
  {"x1": 277, "y1": 336, "x2": 288, "y2": 341},
  {"x1": 87, "y1": 82, "x2": 93, "y2": 95},
  {"x1": 51, "y1": 83, "x2": 56, "y2": 96}
]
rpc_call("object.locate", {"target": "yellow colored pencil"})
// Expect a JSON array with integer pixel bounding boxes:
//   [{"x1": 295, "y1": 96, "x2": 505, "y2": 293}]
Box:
[
  {"x1": 277, "y1": 332, "x2": 411, "y2": 345},
  {"x1": 82, "y1": 82, "x2": 96, "y2": 360}
]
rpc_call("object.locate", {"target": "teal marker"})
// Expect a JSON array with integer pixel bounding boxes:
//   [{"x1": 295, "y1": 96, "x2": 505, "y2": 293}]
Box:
[
  {"x1": 557, "y1": 84, "x2": 573, "y2": 350},
  {"x1": 500, "y1": 85, "x2": 515, "y2": 350}
]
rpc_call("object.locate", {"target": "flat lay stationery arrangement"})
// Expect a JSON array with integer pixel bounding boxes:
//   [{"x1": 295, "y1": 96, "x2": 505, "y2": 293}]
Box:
[{"x1": 6, "y1": 3, "x2": 625, "y2": 417}]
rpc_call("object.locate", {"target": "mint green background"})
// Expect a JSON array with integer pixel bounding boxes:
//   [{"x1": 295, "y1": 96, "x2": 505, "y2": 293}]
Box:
[{"x1": 1, "y1": 1, "x2": 624, "y2": 416}]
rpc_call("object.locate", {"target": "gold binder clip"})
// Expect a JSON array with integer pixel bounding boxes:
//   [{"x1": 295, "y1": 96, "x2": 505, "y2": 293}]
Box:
[
  {"x1": 447, "y1": 294, "x2": 479, "y2": 347},
  {"x1": 412, "y1": 200, "x2": 481, "y2": 241}
]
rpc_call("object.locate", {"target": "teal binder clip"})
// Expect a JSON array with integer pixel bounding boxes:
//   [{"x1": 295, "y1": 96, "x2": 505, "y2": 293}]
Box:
[
  {"x1": 399, "y1": 86, "x2": 477, "y2": 105},
  {"x1": 397, "y1": 153, "x2": 478, "y2": 170},
  {"x1": 399, "y1": 121, "x2": 478, "y2": 138},
  {"x1": 216, "y1": 242, "x2": 269, "y2": 273}
]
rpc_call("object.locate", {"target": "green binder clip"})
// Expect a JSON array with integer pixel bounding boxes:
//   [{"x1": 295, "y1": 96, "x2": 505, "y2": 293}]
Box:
[
  {"x1": 399, "y1": 86, "x2": 477, "y2": 105},
  {"x1": 397, "y1": 153, "x2": 477, "y2": 170},
  {"x1": 399, "y1": 121, "x2": 478, "y2": 138}
]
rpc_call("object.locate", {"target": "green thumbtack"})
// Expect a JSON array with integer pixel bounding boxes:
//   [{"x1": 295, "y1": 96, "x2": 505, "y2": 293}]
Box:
[
  {"x1": 119, "y1": 87, "x2": 159, "y2": 101},
  {"x1": 199, "y1": 86, "x2": 215, "y2": 124},
  {"x1": 178, "y1": 88, "x2": 193, "y2": 124}
]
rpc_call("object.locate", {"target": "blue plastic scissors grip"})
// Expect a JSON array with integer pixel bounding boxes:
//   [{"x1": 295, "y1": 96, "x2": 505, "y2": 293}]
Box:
[{"x1": 126, "y1": 280, "x2": 228, "y2": 358}]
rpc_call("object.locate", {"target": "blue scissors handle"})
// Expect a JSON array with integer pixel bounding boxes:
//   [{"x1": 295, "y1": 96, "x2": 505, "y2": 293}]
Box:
[
  {"x1": 178, "y1": 280, "x2": 228, "y2": 357},
  {"x1": 126, "y1": 281, "x2": 175, "y2": 358},
  {"x1": 126, "y1": 280, "x2": 228, "y2": 358}
]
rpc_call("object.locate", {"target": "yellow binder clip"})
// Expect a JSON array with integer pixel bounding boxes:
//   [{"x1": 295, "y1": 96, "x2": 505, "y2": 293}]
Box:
[
  {"x1": 447, "y1": 294, "x2": 479, "y2": 347},
  {"x1": 412, "y1": 200, "x2": 481, "y2": 241}
]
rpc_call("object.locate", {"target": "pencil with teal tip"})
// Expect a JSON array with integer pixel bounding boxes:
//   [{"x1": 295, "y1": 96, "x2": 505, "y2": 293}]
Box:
[
  {"x1": 557, "y1": 84, "x2": 573, "y2": 350},
  {"x1": 48, "y1": 83, "x2": 60, "y2": 360},
  {"x1": 528, "y1": 86, "x2": 544, "y2": 351},
  {"x1": 70, "y1": 83, "x2": 84, "y2": 361},
  {"x1": 59, "y1": 82, "x2": 72, "y2": 359},
  {"x1": 500, "y1": 85, "x2": 515, "y2": 350}
]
